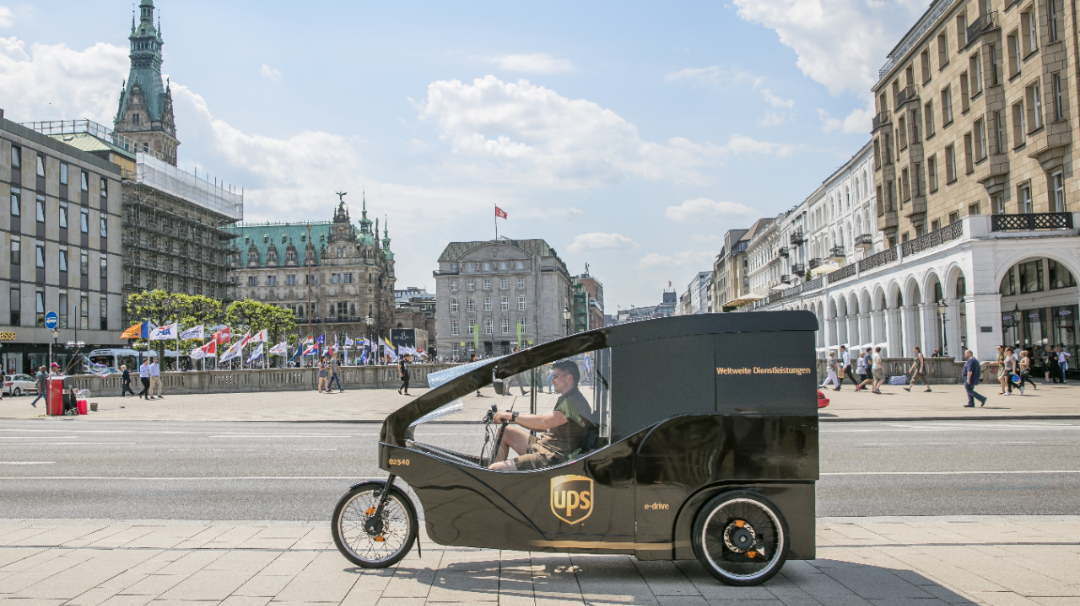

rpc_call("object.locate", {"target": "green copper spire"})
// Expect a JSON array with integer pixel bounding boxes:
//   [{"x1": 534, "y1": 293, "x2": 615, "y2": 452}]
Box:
[{"x1": 116, "y1": 0, "x2": 167, "y2": 125}]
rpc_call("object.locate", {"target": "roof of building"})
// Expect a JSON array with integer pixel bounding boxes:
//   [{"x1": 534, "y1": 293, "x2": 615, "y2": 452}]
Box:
[
  {"x1": 48, "y1": 132, "x2": 136, "y2": 161},
  {"x1": 1, "y1": 116, "x2": 121, "y2": 175},
  {"x1": 225, "y1": 221, "x2": 334, "y2": 267},
  {"x1": 438, "y1": 238, "x2": 566, "y2": 267}
]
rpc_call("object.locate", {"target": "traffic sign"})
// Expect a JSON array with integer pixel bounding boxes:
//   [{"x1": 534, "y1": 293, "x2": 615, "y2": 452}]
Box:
[{"x1": 44, "y1": 311, "x2": 59, "y2": 330}]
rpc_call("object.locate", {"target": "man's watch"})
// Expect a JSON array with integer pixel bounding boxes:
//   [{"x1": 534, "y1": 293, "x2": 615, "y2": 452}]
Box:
[{"x1": 511, "y1": 411, "x2": 519, "y2": 423}]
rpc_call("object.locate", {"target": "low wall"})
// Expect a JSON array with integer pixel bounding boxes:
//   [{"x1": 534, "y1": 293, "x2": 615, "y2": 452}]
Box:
[
  {"x1": 816, "y1": 357, "x2": 965, "y2": 384},
  {"x1": 67, "y1": 364, "x2": 456, "y2": 397}
]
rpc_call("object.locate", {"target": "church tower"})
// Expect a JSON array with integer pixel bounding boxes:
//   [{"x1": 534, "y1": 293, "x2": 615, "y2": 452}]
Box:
[{"x1": 114, "y1": 0, "x2": 179, "y2": 165}]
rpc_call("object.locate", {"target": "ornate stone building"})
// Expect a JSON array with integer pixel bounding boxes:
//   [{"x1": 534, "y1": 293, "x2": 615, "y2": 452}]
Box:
[
  {"x1": 225, "y1": 197, "x2": 397, "y2": 341},
  {"x1": 113, "y1": 0, "x2": 178, "y2": 166}
]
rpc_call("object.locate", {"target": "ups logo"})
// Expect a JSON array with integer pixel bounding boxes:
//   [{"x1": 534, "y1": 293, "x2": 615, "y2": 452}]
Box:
[{"x1": 550, "y1": 474, "x2": 593, "y2": 525}]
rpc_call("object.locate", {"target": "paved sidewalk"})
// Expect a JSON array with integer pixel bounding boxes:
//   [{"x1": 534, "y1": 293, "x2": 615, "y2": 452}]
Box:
[
  {"x1": 1, "y1": 516, "x2": 1078, "y2": 605},
  {"x1": 1, "y1": 382, "x2": 1076, "y2": 423}
]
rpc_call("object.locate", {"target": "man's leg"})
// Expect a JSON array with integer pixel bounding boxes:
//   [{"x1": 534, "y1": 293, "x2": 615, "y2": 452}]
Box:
[
  {"x1": 964, "y1": 383, "x2": 975, "y2": 406},
  {"x1": 139, "y1": 378, "x2": 149, "y2": 399},
  {"x1": 490, "y1": 426, "x2": 531, "y2": 469},
  {"x1": 29, "y1": 390, "x2": 44, "y2": 407}
]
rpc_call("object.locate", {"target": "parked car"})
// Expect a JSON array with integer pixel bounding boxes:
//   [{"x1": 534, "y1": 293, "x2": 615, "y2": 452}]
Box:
[
  {"x1": 4, "y1": 374, "x2": 39, "y2": 396},
  {"x1": 817, "y1": 390, "x2": 830, "y2": 408}
]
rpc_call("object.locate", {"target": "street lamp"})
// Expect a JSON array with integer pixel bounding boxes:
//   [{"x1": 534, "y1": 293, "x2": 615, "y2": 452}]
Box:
[
  {"x1": 1013, "y1": 303, "x2": 1021, "y2": 347},
  {"x1": 563, "y1": 306, "x2": 571, "y2": 336},
  {"x1": 365, "y1": 312, "x2": 375, "y2": 366},
  {"x1": 937, "y1": 299, "x2": 948, "y2": 357}
]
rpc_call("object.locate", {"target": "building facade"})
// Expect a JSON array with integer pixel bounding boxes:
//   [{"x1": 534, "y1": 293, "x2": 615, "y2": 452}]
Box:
[
  {"x1": 394, "y1": 287, "x2": 436, "y2": 353},
  {"x1": 113, "y1": 0, "x2": 178, "y2": 165},
  {"x1": 225, "y1": 198, "x2": 396, "y2": 343},
  {"x1": 572, "y1": 269, "x2": 604, "y2": 332},
  {"x1": 711, "y1": 229, "x2": 748, "y2": 312},
  {"x1": 0, "y1": 111, "x2": 125, "y2": 374},
  {"x1": 434, "y1": 238, "x2": 572, "y2": 360}
]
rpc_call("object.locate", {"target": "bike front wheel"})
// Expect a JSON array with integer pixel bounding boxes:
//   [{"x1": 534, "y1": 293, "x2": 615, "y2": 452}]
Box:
[{"x1": 332, "y1": 482, "x2": 417, "y2": 568}]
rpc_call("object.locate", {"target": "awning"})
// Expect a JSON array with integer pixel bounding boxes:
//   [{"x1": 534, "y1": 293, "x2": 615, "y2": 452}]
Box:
[
  {"x1": 724, "y1": 294, "x2": 764, "y2": 308},
  {"x1": 810, "y1": 262, "x2": 841, "y2": 276}
]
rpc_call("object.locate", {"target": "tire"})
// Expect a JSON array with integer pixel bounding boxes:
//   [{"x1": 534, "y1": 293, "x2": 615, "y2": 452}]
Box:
[
  {"x1": 331, "y1": 482, "x2": 417, "y2": 568},
  {"x1": 691, "y1": 490, "x2": 790, "y2": 586},
  {"x1": 13, "y1": 388, "x2": 21, "y2": 397}
]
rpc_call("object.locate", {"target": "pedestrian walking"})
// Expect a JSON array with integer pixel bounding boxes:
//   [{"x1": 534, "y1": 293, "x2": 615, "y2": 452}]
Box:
[
  {"x1": 149, "y1": 356, "x2": 163, "y2": 399},
  {"x1": 870, "y1": 347, "x2": 885, "y2": 394},
  {"x1": 962, "y1": 350, "x2": 987, "y2": 407},
  {"x1": 138, "y1": 359, "x2": 151, "y2": 399},
  {"x1": 317, "y1": 356, "x2": 329, "y2": 393},
  {"x1": 398, "y1": 354, "x2": 412, "y2": 396},
  {"x1": 546, "y1": 363, "x2": 555, "y2": 394},
  {"x1": 1057, "y1": 346, "x2": 1071, "y2": 383},
  {"x1": 28, "y1": 366, "x2": 47, "y2": 408},
  {"x1": 1002, "y1": 347, "x2": 1022, "y2": 395},
  {"x1": 855, "y1": 349, "x2": 869, "y2": 392},
  {"x1": 995, "y1": 345, "x2": 1008, "y2": 394},
  {"x1": 1018, "y1": 350, "x2": 1036, "y2": 391},
  {"x1": 838, "y1": 345, "x2": 855, "y2": 389},
  {"x1": 506, "y1": 347, "x2": 529, "y2": 396},
  {"x1": 469, "y1": 353, "x2": 482, "y2": 397},
  {"x1": 821, "y1": 351, "x2": 841, "y2": 390},
  {"x1": 120, "y1": 365, "x2": 136, "y2": 397},
  {"x1": 328, "y1": 356, "x2": 343, "y2": 392},
  {"x1": 1042, "y1": 345, "x2": 1058, "y2": 383},
  {"x1": 904, "y1": 346, "x2": 932, "y2": 392}
]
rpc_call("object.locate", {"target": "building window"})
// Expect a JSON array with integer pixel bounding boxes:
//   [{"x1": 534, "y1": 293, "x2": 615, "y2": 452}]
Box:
[
  {"x1": 10, "y1": 146, "x2": 20, "y2": 170},
  {"x1": 99, "y1": 256, "x2": 107, "y2": 278},
  {"x1": 10, "y1": 237, "x2": 19, "y2": 265},
  {"x1": 9, "y1": 187, "x2": 19, "y2": 216},
  {"x1": 100, "y1": 217, "x2": 107, "y2": 238},
  {"x1": 467, "y1": 297, "x2": 475, "y2": 312},
  {"x1": 499, "y1": 261, "x2": 507, "y2": 270},
  {"x1": 500, "y1": 278, "x2": 508, "y2": 289},
  {"x1": 970, "y1": 54, "x2": 983, "y2": 94},
  {"x1": 975, "y1": 118, "x2": 987, "y2": 159},
  {"x1": 36, "y1": 155, "x2": 45, "y2": 178},
  {"x1": 81, "y1": 171, "x2": 88, "y2": 192},
  {"x1": 35, "y1": 243, "x2": 44, "y2": 268},
  {"x1": 1019, "y1": 259, "x2": 1044, "y2": 293},
  {"x1": 59, "y1": 247, "x2": 68, "y2": 272},
  {"x1": 993, "y1": 195, "x2": 1005, "y2": 215},
  {"x1": 468, "y1": 322, "x2": 475, "y2": 335},
  {"x1": 80, "y1": 294, "x2": 89, "y2": 330},
  {"x1": 937, "y1": 31, "x2": 949, "y2": 68},
  {"x1": 482, "y1": 262, "x2": 491, "y2": 271},
  {"x1": 989, "y1": 44, "x2": 999, "y2": 86},
  {"x1": 59, "y1": 202, "x2": 68, "y2": 228},
  {"x1": 60, "y1": 163, "x2": 68, "y2": 185},
  {"x1": 518, "y1": 296, "x2": 526, "y2": 311},
  {"x1": 35, "y1": 290, "x2": 45, "y2": 327},
  {"x1": 484, "y1": 318, "x2": 493, "y2": 334},
  {"x1": 1053, "y1": 73, "x2": 1064, "y2": 121},
  {"x1": 928, "y1": 155, "x2": 939, "y2": 192},
  {"x1": 1049, "y1": 0, "x2": 1060, "y2": 42},
  {"x1": 1049, "y1": 259, "x2": 1077, "y2": 289},
  {"x1": 1051, "y1": 171, "x2": 1065, "y2": 212},
  {"x1": 960, "y1": 73, "x2": 970, "y2": 112},
  {"x1": 517, "y1": 278, "x2": 525, "y2": 289},
  {"x1": 964, "y1": 133, "x2": 974, "y2": 173},
  {"x1": 80, "y1": 210, "x2": 89, "y2": 233},
  {"x1": 100, "y1": 297, "x2": 108, "y2": 330},
  {"x1": 35, "y1": 195, "x2": 45, "y2": 222},
  {"x1": 100, "y1": 178, "x2": 107, "y2": 198},
  {"x1": 451, "y1": 320, "x2": 460, "y2": 336},
  {"x1": 994, "y1": 110, "x2": 1005, "y2": 153},
  {"x1": 921, "y1": 48, "x2": 932, "y2": 82},
  {"x1": 945, "y1": 145, "x2": 957, "y2": 182},
  {"x1": 1008, "y1": 31, "x2": 1021, "y2": 77},
  {"x1": 450, "y1": 280, "x2": 457, "y2": 291},
  {"x1": 1028, "y1": 82, "x2": 1043, "y2": 130},
  {"x1": 9, "y1": 284, "x2": 19, "y2": 326},
  {"x1": 1013, "y1": 102, "x2": 1027, "y2": 145},
  {"x1": 450, "y1": 298, "x2": 459, "y2": 313},
  {"x1": 501, "y1": 318, "x2": 510, "y2": 334},
  {"x1": 515, "y1": 260, "x2": 525, "y2": 270},
  {"x1": 483, "y1": 296, "x2": 492, "y2": 311},
  {"x1": 1022, "y1": 9, "x2": 1037, "y2": 54},
  {"x1": 941, "y1": 86, "x2": 953, "y2": 125},
  {"x1": 483, "y1": 279, "x2": 491, "y2": 290},
  {"x1": 500, "y1": 296, "x2": 509, "y2": 311},
  {"x1": 924, "y1": 101, "x2": 935, "y2": 136},
  {"x1": 519, "y1": 317, "x2": 527, "y2": 334},
  {"x1": 466, "y1": 279, "x2": 474, "y2": 291},
  {"x1": 58, "y1": 293, "x2": 67, "y2": 328}
]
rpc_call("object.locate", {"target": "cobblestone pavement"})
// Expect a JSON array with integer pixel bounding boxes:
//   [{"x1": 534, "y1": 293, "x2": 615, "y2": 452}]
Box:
[
  {"x1": 0, "y1": 516, "x2": 1077, "y2": 605},
  {"x1": 1, "y1": 381, "x2": 1076, "y2": 422}
]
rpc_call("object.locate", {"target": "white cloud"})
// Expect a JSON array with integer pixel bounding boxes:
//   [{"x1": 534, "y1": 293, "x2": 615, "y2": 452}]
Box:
[
  {"x1": 417, "y1": 75, "x2": 796, "y2": 188},
  {"x1": 758, "y1": 111, "x2": 789, "y2": 127},
  {"x1": 761, "y1": 88, "x2": 794, "y2": 109},
  {"x1": 664, "y1": 65, "x2": 759, "y2": 88},
  {"x1": 816, "y1": 103, "x2": 873, "y2": 134},
  {"x1": 259, "y1": 63, "x2": 282, "y2": 82},
  {"x1": 0, "y1": 37, "x2": 127, "y2": 123},
  {"x1": 731, "y1": 0, "x2": 927, "y2": 97},
  {"x1": 489, "y1": 53, "x2": 575, "y2": 74},
  {"x1": 567, "y1": 232, "x2": 639, "y2": 253},
  {"x1": 0, "y1": 6, "x2": 13, "y2": 28},
  {"x1": 638, "y1": 249, "x2": 716, "y2": 270},
  {"x1": 665, "y1": 198, "x2": 758, "y2": 223}
]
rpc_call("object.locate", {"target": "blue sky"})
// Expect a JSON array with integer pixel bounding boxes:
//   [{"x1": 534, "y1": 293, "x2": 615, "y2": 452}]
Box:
[{"x1": 0, "y1": 0, "x2": 930, "y2": 310}]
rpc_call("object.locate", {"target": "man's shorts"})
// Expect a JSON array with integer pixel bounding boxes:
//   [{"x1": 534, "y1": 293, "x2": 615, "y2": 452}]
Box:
[
  {"x1": 513, "y1": 436, "x2": 562, "y2": 471},
  {"x1": 872, "y1": 367, "x2": 885, "y2": 381}
]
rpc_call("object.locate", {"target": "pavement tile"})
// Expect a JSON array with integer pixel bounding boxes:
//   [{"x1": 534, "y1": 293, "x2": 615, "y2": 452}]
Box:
[
  {"x1": 12, "y1": 550, "x2": 157, "y2": 600},
  {"x1": 0, "y1": 599, "x2": 67, "y2": 606},
  {"x1": 273, "y1": 551, "x2": 360, "y2": 602},
  {"x1": 372, "y1": 599, "x2": 428, "y2": 606},
  {"x1": 93, "y1": 572, "x2": 150, "y2": 591},
  {"x1": 84, "y1": 528, "x2": 161, "y2": 549},
  {"x1": 95, "y1": 595, "x2": 156, "y2": 606},
  {"x1": 152, "y1": 551, "x2": 226, "y2": 576},
  {"x1": 122, "y1": 527, "x2": 207, "y2": 550},
  {"x1": 258, "y1": 552, "x2": 319, "y2": 578},
  {"x1": 632, "y1": 560, "x2": 699, "y2": 597},
  {"x1": 172, "y1": 527, "x2": 235, "y2": 549},
  {"x1": 232, "y1": 573, "x2": 294, "y2": 597},
  {"x1": 7, "y1": 526, "x2": 111, "y2": 547},
  {"x1": 158, "y1": 569, "x2": 253, "y2": 601},
  {"x1": 0, "y1": 548, "x2": 48, "y2": 571},
  {"x1": 1030, "y1": 598, "x2": 1080, "y2": 606},
  {"x1": 965, "y1": 592, "x2": 1046, "y2": 605},
  {"x1": 201, "y1": 550, "x2": 279, "y2": 574},
  {"x1": 65, "y1": 586, "x2": 124, "y2": 606},
  {"x1": 201, "y1": 527, "x2": 264, "y2": 550},
  {"x1": 218, "y1": 596, "x2": 273, "y2": 606},
  {"x1": 117, "y1": 573, "x2": 188, "y2": 596}
]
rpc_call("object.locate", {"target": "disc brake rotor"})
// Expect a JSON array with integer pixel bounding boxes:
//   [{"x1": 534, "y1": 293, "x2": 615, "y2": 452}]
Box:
[{"x1": 723, "y1": 519, "x2": 760, "y2": 556}]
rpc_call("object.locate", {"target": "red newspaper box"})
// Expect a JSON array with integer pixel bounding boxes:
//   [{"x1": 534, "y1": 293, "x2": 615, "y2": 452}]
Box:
[{"x1": 46, "y1": 376, "x2": 65, "y2": 416}]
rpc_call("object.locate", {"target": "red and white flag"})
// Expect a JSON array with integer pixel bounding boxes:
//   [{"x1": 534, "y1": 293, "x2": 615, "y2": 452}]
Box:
[
  {"x1": 250, "y1": 329, "x2": 269, "y2": 343},
  {"x1": 213, "y1": 327, "x2": 232, "y2": 345},
  {"x1": 238, "y1": 331, "x2": 252, "y2": 348},
  {"x1": 495, "y1": 206, "x2": 507, "y2": 220}
]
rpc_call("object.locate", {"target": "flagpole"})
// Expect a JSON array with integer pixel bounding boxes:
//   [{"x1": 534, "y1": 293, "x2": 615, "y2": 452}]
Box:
[{"x1": 494, "y1": 204, "x2": 498, "y2": 240}]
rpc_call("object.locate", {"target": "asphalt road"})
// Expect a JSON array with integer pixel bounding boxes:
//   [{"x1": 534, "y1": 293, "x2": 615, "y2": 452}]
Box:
[{"x1": 1, "y1": 419, "x2": 1078, "y2": 520}]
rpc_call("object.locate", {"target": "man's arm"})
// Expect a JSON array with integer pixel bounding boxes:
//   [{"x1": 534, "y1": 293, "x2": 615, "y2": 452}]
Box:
[{"x1": 493, "y1": 410, "x2": 567, "y2": 431}]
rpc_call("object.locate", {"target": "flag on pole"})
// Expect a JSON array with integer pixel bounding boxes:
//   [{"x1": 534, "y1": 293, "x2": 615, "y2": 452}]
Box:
[
  {"x1": 317, "y1": 334, "x2": 326, "y2": 347},
  {"x1": 344, "y1": 336, "x2": 354, "y2": 348},
  {"x1": 302, "y1": 343, "x2": 319, "y2": 356},
  {"x1": 212, "y1": 327, "x2": 232, "y2": 345},
  {"x1": 358, "y1": 348, "x2": 368, "y2": 365},
  {"x1": 247, "y1": 343, "x2": 264, "y2": 363},
  {"x1": 238, "y1": 331, "x2": 252, "y2": 348},
  {"x1": 190, "y1": 340, "x2": 216, "y2": 360},
  {"x1": 270, "y1": 341, "x2": 288, "y2": 356},
  {"x1": 121, "y1": 321, "x2": 151, "y2": 340},
  {"x1": 219, "y1": 340, "x2": 244, "y2": 363},
  {"x1": 149, "y1": 323, "x2": 178, "y2": 341},
  {"x1": 250, "y1": 329, "x2": 269, "y2": 343},
  {"x1": 302, "y1": 334, "x2": 314, "y2": 347},
  {"x1": 495, "y1": 206, "x2": 507, "y2": 219},
  {"x1": 179, "y1": 325, "x2": 205, "y2": 341}
]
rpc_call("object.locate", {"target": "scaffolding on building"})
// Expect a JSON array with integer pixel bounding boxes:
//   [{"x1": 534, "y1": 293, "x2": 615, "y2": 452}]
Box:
[{"x1": 128, "y1": 154, "x2": 244, "y2": 222}]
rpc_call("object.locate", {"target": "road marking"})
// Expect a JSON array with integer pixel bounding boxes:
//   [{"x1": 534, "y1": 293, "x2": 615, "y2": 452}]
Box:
[
  {"x1": 1, "y1": 443, "x2": 137, "y2": 446},
  {"x1": 208, "y1": 435, "x2": 354, "y2": 439},
  {"x1": 0, "y1": 436, "x2": 77, "y2": 439},
  {"x1": 0, "y1": 462, "x2": 55, "y2": 465},
  {"x1": 823, "y1": 470, "x2": 1080, "y2": 476},
  {"x1": 0, "y1": 476, "x2": 360, "y2": 480}
]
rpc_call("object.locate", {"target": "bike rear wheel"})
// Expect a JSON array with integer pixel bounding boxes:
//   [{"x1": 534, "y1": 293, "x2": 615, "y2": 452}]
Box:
[
  {"x1": 332, "y1": 483, "x2": 417, "y2": 568},
  {"x1": 692, "y1": 490, "x2": 789, "y2": 586}
]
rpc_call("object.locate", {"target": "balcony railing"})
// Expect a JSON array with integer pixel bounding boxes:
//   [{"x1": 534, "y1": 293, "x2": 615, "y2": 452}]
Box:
[
  {"x1": 829, "y1": 263, "x2": 857, "y2": 284},
  {"x1": 828, "y1": 246, "x2": 845, "y2": 260},
  {"x1": 896, "y1": 84, "x2": 918, "y2": 107},
  {"x1": 791, "y1": 263, "x2": 805, "y2": 275},
  {"x1": 901, "y1": 221, "x2": 964, "y2": 256},
  {"x1": 778, "y1": 246, "x2": 789, "y2": 258},
  {"x1": 991, "y1": 212, "x2": 1073, "y2": 231},
  {"x1": 789, "y1": 230, "x2": 805, "y2": 245},
  {"x1": 966, "y1": 11, "x2": 998, "y2": 46},
  {"x1": 855, "y1": 234, "x2": 873, "y2": 248},
  {"x1": 780, "y1": 275, "x2": 791, "y2": 284},
  {"x1": 857, "y1": 246, "x2": 898, "y2": 273},
  {"x1": 873, "y1": 110, "x2": 891, "y2": 130},
  {"x1": 808, "y1": 258, "x2": 825, "y2": 270}
]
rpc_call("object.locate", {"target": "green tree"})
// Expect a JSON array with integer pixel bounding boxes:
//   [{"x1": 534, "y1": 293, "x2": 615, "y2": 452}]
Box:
[
  {"x1": 125, "y1": 290, "x2": 191, "y2": 362},
  {"x1": 225, "y1": 299, "x2": 297, "y2": 344}
]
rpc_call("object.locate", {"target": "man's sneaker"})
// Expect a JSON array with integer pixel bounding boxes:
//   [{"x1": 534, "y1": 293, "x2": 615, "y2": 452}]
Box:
[
  {"x1": 903, "y1": 387, "x2": 911, "y2": 392},
  {"x1": 1002, "y1": 393, "x2": 1011, "y2": 396},
  {"x1": 1019, "y1": 385, "x2": 1025, "y2": 395}
]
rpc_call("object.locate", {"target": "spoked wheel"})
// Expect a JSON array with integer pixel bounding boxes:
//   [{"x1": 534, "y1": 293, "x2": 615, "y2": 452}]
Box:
[
  {"x1": 692, "y1": 491, "x2": 790, "y2": 586},
  {"x1": 332, "y1": 482, "x2": 417, "y2": 568}
]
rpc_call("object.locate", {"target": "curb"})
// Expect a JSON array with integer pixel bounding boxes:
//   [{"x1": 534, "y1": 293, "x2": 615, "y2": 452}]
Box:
[{"x1": 818, "y1": 414, "x2": 1080, "y2": 422}]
